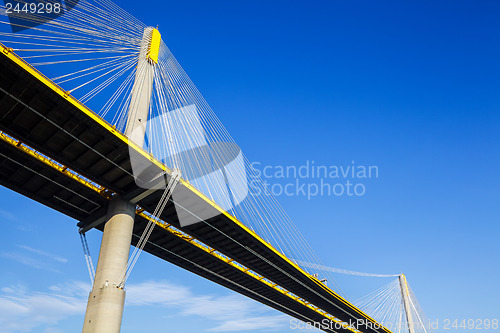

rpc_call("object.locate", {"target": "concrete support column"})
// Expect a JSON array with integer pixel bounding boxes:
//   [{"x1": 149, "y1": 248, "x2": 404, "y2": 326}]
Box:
[
  {"x1": 124, "y1": 26, "x2": 156, "y2": 145},
  {"x1": 82, "y1": 197, "x2": 135, "y2": 333},
  {"x1": 82, "y1": 25, "x2": 159, "y2": 333}
]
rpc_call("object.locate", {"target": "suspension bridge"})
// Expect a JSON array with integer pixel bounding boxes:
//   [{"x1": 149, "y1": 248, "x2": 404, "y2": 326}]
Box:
[{"x1": 0, "y1": 1, "x2": 431, "y2": 333}]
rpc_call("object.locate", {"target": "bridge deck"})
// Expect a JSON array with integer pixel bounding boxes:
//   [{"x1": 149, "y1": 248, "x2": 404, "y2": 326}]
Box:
[{"x1": 0, "y1": 44, "x2": 390, "y2": 333}]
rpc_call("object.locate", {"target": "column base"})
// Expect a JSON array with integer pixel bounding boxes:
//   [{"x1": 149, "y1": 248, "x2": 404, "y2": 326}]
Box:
[{"x1": 83, "y1": 285, "x2": 126, "y2": 333}]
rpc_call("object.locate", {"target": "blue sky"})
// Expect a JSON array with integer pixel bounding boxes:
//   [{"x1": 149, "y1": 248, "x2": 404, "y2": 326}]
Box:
[{"x1": 0, "y1": 0, "x2": 499, "y2": 332}]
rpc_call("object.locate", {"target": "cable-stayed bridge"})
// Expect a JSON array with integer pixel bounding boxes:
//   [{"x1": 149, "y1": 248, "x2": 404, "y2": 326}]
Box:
[{"x1": 0, "y1": 1, "x2": 430, "y2": 333}]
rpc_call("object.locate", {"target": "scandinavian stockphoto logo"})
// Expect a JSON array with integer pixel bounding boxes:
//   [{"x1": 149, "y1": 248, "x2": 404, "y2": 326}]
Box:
[
  {"x1": 3, "y1": 0, "x2": 79, "y2": 32},
  {"x1": 128, "y1": 105, "x2": 249, "y2": 228}
]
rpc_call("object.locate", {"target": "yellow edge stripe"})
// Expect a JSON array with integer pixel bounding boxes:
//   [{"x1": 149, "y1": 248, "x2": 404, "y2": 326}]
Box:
[
  {"x1": 0, "y1": 131, "x2": 110, "y2": 198},
  {"x1": 0, "y1": 44, "x2": 391, "y2": 333},
  {"x1": 402, "y1": 274, "x2": 411, "y2": 300}
]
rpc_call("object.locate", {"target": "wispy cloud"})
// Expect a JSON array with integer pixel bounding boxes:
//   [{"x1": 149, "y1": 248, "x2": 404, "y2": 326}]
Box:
[
  {"x1": 0, "y1": 252, "x2": 52, "y2": 271},
  {"x1": 208, "y1": 316, "x2": 289, "y2": 332},
  {"x1": 0, "y1": 280, "x2": 291, "y2": 332},
  {"x1": 1, "y1": 245, "x2": 69, "y2": 272},
  {"x1": 0, "y1": 282, "x2": 88, "y2": 332},
  {"x1": 17, "y1": 245, "x2": 68, "y2": 264},
  {"x1": 126, "y1": 280, "x2": 290, "y2": 331},
  {"x1": 0, "y1": 208, "x2": 35, "y2": 232},
  {"x1": 0, "y1": 209, "x2": 15, "y2": 221}
]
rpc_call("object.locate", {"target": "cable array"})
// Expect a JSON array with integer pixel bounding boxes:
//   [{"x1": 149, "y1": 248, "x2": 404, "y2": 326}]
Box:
[
  {"x1": 291, "y1": 259, "x2": 400, "y2": 278},
  {"x1": 0, "y1": 0, "x2": 144, "y2": 121},
  {"x1": 118, "y1": 170, "x2": 182, "y2": 288},
  {"x1": 143, "y1": 38, "x2": 347, "y2": 293},
  {"x1": 80, "y1": 232, "x2": 96, "y2": 285},
  {"x1": 355, "y1": 277, "x2": 430, "y2": 333}
]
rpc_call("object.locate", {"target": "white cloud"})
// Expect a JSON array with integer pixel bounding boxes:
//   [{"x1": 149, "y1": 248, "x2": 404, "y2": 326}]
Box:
[
  {"x1": 17, "y1": 245, "x2": 68, "y2": 264},
  {"x1": 47, "y1": 281, "x2": 91, "y2": 298},
  {"x1": 208, "y1": 315, "x2": 289, "y2": 332},
  {"x1": 0, "y1": 252, "x2": 53, "y2": 271},
  {"x1": 2, "y1": 284, "x2": 28, "y2": 295},
  {"x1": 0, "y1": 283, "x2": 87, "y2": 332},
  {"x1": 0, "y1": 280, "x2": 290, "y2": 332},
  {"x1": 126, "y1": 280, "x2": 190, "y2": 306},
  {"x1": 0, "y1": 245, "x2": 69, "y2": 272},
  {"x1": 0, "y1": 208, "x2": 36, "y2": 232},
  {"x1": 126, "y1": 280, "x2": 290, "y2": 331},
  {"x1": 0, "y1": 208, "x2": 15, "y2": 221}
]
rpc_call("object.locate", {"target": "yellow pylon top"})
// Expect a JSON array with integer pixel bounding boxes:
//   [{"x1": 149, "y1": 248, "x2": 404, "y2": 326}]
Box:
[{"x1": 147, "y1": 28, "x2": 161, "y2": 64}]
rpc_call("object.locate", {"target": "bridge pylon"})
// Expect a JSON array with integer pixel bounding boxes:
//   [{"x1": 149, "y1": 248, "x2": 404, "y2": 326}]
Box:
[
  {"x1": 399, "y1": 274, "x2": 416, "y2": 333},
  {"x1": 82, "y1": 27, "x2": 161, "y2": 333}
]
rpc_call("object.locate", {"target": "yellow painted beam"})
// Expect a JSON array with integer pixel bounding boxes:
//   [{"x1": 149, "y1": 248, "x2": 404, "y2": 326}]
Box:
[
  {"x1": 147, "y1": 28, "x2": 161, "y2": 64},
  {"x1": 0, "y1": 131, "x2": 109, "y2": 198}
]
